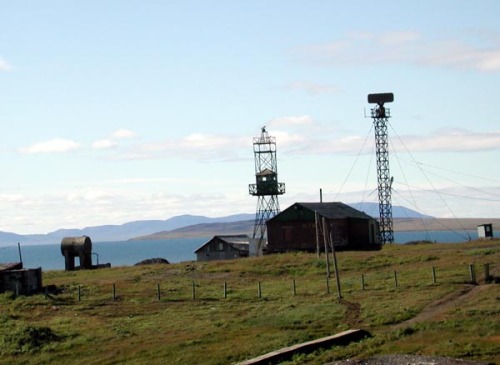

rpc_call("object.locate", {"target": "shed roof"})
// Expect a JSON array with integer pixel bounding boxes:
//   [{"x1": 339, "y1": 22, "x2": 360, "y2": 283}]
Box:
[
  {"x1": 299, "y1": 202, "x2": 373, "y2": 219},
  {"x1": 269, "y1": 202, "x2": 374, "y2": 222},
  {"x1": 257, "y1": 168, "x2": 276, "y2": 176},
  {"x1": 0, "y1": 262, "x2": 23, "y2": 272},
  {"x1": 194, "y1": 235, "x2": 250, "y2": 253}
]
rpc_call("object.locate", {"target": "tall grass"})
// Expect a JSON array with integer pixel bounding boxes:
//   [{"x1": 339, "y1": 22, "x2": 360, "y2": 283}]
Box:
[{"x1": 0, "y1": 239, "x2": 498, "y2": 364}]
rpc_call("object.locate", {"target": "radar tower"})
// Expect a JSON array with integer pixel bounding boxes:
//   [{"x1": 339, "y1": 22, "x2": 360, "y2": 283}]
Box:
[{"x1": 367, "y1": 93, "x2": 395, "y2": 244}]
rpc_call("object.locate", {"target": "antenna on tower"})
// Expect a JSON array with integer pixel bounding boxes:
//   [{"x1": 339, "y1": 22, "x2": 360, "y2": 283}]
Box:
[
  {"x1": 367, "y1": 92, "x2": 394, "y2": 244},
  {"x1": 249, "y1": 126, "x2": 286, "y2": 252}
]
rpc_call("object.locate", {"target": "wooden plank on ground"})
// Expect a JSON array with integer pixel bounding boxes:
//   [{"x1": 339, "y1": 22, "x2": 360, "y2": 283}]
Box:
[{"x1": 237, "y1": 328, "x2": 371, "y2": 365}]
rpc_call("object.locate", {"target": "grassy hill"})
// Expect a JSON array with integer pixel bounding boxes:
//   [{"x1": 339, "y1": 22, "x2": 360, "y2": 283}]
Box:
[{"x1": 1, "y1": 239, "x2": 499, "y2": 364}]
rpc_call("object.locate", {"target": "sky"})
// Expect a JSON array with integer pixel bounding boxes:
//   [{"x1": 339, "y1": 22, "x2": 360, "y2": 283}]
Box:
[{"x1": 1, "y1": 1, "x2": 500, "y2": 234}]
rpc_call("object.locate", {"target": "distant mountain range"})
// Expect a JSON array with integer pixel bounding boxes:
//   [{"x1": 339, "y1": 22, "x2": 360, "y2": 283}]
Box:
[
  {"x1": 0, "y1": 214, "x2": 254, "y2": 246},
  {"x1": 0, "y1": 203, "x2": 431, "y2": 246},
  {"x1": 348, "y1": 203, "x2": 433, "y2": 220}
]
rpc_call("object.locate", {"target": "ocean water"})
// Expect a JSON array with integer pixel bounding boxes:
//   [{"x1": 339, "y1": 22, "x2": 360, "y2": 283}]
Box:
[
  {"x1": 0, "y1": 230, "x2": 495, "y2": 271},
  {"x1": 394, "y1": 230, "x2": 480, "y2": 243},
  {"x1": 0, "y1": 237, "x2": 210, "y2": 271}
]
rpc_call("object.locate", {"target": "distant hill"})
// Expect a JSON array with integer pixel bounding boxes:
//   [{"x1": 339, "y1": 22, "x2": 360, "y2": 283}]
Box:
[
  {"x1": 130, "y1": 204, "x2": 435, "y2": 241},
  {"x1": 0, "y1": 214, "x2": 254, "y2": 246},
  {"x1": 46, "y1": 214, "x2": 252, "y2": 242},
  {"x1": 0, "y1": 203, "x2": 470, "y2": 247},
  {"x1": 132, "y1": 217, "x2": 500, "y2": 241},
  {"x1": 130, "y1": 220, "x2": 255, "y2": 240},
  {"x1": 348, "y1": 202, "x2": 433, "y2": 219}
]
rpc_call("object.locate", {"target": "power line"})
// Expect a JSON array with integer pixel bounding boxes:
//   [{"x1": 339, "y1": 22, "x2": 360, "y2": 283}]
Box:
[
  {"x1": 394, "y1": 181, "x2": 500, "y2": 202},
  {"x1": 387, "y1": 124, "x2": 469, "y2": 234},
  {"x1": 414, "y1": 160, "x2": 500, "y2": 185},
  {"x1": 390, "y1": 153, "x2": 500, "y2": 199},
  {"x1": 392, "y1": 188, "x2": 470, "y2": 241},
  {"x1": 333, "y1": 124, "x2": 374, "y2": 201}
]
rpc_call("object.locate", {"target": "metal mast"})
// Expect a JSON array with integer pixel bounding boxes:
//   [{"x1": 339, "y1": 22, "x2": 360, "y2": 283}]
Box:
[
  {"x1": 368, "y1": 93, "x2": 394, "y2": 244},
  {"x1": 248, "y1": 126, "x2": 285, "y2": 249}
]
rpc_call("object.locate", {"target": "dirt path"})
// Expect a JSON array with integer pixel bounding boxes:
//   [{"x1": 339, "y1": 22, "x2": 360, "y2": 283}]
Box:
[
  {"x1": 330, "y1": 284, "x2": 497, "y2": 364},
  {"x1": 391, "y1": 284, "x2": 489, "y2": 330}
]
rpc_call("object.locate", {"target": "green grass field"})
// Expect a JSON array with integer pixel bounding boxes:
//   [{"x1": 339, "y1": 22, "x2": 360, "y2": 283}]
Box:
[{"x1": 1, "y1": 240, "x2": 499, "y2": 364}]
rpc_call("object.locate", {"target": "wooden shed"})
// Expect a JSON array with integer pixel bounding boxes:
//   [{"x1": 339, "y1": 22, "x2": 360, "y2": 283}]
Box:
[
  {"x1": 266, "y1": 202, "x2": 380, "y2": 253},
  {"x1": 195, "y1": 235, "x2": 250, "y2": 262},
  {"x1": 0, "y1": 263, "x2": 42, "y2": 295}
]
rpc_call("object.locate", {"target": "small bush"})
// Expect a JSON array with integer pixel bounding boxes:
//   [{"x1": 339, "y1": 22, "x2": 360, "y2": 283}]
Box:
[{"x1": 1, "y1": 325, "x2": 61, "y2": 354}]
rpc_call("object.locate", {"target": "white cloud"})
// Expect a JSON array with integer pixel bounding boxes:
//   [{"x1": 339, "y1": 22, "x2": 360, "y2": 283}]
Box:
[
  {"x1": 98, "y1": 121, "x2": 500, "y2": 163},
  {"x1": 271, "y1": 126, "x2": 500, "y2": 156},
  {"x1": 111, "y1": 129, "x2": 135, "y2": 139},
  {"x1": 92, "y1": 129, "x2": 135, "y2": 150},
  {"x1": 120, "y1": 133, "x2": 249, "y2": 162},
  {"x1": 20, "y1": 138, "x2": 82, "y2": 154},
  {"x1": 395, "y1": 128, "x2": 500, "y2": 153},
  {"x1": 296, "y1": 30, "x2": 500, "y2": 72},
  {"x1": 0, "y1": 186, "x2": 256, "y2": 234},
  {"x1": 83, "y1": 190, "x2": 116, "y2": 202},
  {"x1": 92, "y1": 139, "x2": 117, "y2": 150},
  {"x1": 269, "y1": 115, "x2": 315, "y2": 128},
  {"x1": 0, "y1": 193, "x2": 25, "y2": 203},
  {"x1": 285, "y1": 80, "x2": 340, "y2": 95},
  {"x1": 0, "y1": 57, "x2": 13, "y2": 71},
  {"x1": 378, "y1": 31, "x2": 421, "y2": 45}
]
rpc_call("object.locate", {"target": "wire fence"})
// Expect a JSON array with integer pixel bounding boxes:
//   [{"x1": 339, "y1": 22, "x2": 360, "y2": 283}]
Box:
[{"x1": 47, "y1": 261, "x2": 497, "y2": 303}]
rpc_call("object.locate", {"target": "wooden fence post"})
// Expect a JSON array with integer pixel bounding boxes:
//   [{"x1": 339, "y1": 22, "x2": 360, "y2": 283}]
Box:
[
  {"x1": 484, "y1": 263, "x2": 491, "y2": 282},
  {"x1": 432, "y1": 266, "x2": 436, "y2": 284},
  {"x1": 112, "y1": 283, "x2": 116, "y2": 301},
  {"x1": 394, "y1": 271, "x2": 398, "y2": 288},
  {"x1": 223, "y1": 281, "x2": 227, "y2": 299},
  {"x1": 78, "y1": 285, "x2": 81, "y2": 301},
  {"x1": 258, "y1": 282, "x2": 262, "y2": 298},
  {"x1": 322, "y1": 217, "x2": 331, "y2": 279},
  {"x1": 361, "y1": 274, "x2": 365, "y2": 291},
  {"x1": 157, "y1": 284, "x2": 161, "y2": 301},
  {"x1": 329, "y1": 232, "x2": 342, "y2": 300},
  {"x1": 292, "y1": 279, "x2": 296, "y2": 296},
  {"x1": 469, "y1": 264, "x2": 476, "y2": 284}
]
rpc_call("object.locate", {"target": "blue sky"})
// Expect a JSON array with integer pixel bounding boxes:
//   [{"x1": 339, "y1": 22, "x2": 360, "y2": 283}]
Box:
[{"x1": 1, "y1": 1, "x2": 500, "y2": 234}]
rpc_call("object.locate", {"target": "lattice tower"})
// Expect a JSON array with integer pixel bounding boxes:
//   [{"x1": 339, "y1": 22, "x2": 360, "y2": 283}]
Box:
[
  {"x1": 248, "y1": 127, "x2": 286, "y2": 248},
  {"x1": 368, "y1": 93, "x2": 395, "y2": 244}
]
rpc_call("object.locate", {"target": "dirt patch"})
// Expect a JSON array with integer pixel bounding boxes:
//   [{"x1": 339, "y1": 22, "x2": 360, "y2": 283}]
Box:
[{"x1": 339, "y1": 299, "x2": 362, "y2": 327}]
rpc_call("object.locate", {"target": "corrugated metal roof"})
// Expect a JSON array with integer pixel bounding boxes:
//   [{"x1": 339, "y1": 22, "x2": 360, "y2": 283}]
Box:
[
  {"x1": 218, "y1": 235, "x2": 250, "y2": 251},
  {"x1": 215, "y1": 235, "x2": 250, "y2": 245},
  {"x1": 194, "y1": 235, "x2": 250, "y2": 253}
]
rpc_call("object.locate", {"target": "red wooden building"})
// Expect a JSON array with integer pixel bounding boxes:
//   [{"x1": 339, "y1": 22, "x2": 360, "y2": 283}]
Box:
[{"x1": 266, "y1": 202, "x2": 380, "y2": 253}]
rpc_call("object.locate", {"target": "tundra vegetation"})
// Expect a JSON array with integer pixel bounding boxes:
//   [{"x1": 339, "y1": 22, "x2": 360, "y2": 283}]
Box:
[{"x1": 0, "y1": 239, "x2": 499, "y2": 364}]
